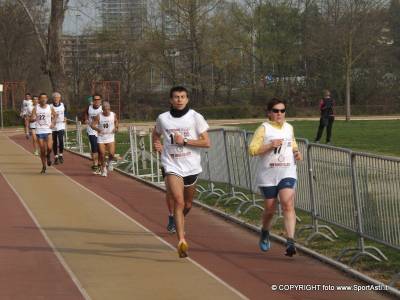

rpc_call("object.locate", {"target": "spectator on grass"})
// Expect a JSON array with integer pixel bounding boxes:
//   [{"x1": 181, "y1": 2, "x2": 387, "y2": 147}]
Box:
[{"x1": 314, "y1": 89, "x2": 335, "y2": 144}]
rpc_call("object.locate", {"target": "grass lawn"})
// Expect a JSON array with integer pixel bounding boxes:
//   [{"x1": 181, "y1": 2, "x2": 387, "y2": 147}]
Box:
[{"x1": 235, "y1": 120, "x2": 400, "y2": 157}]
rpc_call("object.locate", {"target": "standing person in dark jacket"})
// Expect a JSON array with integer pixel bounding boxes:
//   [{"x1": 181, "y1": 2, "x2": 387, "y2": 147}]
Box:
[{"x1": 314, "y1": 89, "x2": 335, "y2": 144}]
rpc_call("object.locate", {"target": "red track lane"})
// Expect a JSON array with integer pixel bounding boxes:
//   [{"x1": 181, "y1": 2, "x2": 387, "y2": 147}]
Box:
[
  {"x1": 12, "y1": 135, "x2": 394, "y2": 300},
  {"x1": 0, "y1": 173, "x2": 84, "y2": 300}
]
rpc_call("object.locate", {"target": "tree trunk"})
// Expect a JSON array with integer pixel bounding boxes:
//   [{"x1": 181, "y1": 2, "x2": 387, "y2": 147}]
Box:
[
  {"x1": 17, "y1": 0, "x2": 69, "y2": 105},
  {"x1": 47, "y1": 0, "x2": 68, "y2": 104},
  {"x1": 345, "y1": 64, "x2": 351, "y2": 121}
]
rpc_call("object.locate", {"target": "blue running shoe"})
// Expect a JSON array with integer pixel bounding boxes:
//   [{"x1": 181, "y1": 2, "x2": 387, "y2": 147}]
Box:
[
  {"x1": 259, "y1": 229, "x2": 271, "y2": 252},
  {"x1": 167, "y1": 215, "x2": 176, "y2": 233}
]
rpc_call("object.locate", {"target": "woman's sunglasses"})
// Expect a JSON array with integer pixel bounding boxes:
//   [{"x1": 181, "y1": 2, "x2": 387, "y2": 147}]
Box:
[{"x1": 272, "y1": 108, "x2": 286, "y2": 113}]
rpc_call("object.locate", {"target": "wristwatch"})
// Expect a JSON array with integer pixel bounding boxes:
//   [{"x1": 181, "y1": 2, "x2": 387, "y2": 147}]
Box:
[{"x1": 183, "y1": 138, "x2": 188, "y2": 146}]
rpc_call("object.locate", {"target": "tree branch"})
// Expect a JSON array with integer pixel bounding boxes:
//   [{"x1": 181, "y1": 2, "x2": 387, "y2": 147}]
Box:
[{"x1": 15, "y1": 0, "x2": 47, "y2": 58}]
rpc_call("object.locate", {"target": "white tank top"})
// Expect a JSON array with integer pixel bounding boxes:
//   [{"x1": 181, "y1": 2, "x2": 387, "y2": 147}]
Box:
[
  {"x1": 87, "y1": 105, "x2": 102, "y2": 136},
  {"x1": 35, "y1": 104, "x2": 52, "y2": 134},
  {"x1": 51, "y1": 103, "x2": 66, "y2": 131},
  {"x1": 98, "y1": 112, "x2": 115, "y2": 135},
  {"x1": 21, "y1": 99, "x2": 33, "y2": 116},
  {"x1": 256, "y1": 122, "x2": 297, "y2": 187}
]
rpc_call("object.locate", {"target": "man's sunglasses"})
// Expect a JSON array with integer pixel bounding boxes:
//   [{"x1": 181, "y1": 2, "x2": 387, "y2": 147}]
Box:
[{"x1": 272, "y1": 108, "x2": 286, "y2": 113}]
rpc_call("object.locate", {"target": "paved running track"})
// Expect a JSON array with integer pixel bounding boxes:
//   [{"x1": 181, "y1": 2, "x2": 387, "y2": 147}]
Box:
[{"x1": 0, "y1": 132, "x2": 395, "y2": 300}]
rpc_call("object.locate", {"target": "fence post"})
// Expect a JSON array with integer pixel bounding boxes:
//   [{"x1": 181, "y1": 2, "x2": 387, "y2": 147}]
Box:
[
  {"x1": 129, "y1": 126, "x2": 136, "y2": 175},
  {"x1": 134, "y1": 127, "x2": 139, "y2": 175},
  {"x1": 149, "y1": 128, "x2": 154, "y2": 182}
]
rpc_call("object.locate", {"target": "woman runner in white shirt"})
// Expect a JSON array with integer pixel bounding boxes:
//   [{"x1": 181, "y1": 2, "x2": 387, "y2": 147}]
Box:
[
  {"x1": 31, "y1": 93, "x2": 56, "y2": 174},
  {"x1": 91, "y1": 101, "x2": 119, "y2": 177},
  {"x1": 249, "y1": 98, "x2": 302, "y2": 257}
]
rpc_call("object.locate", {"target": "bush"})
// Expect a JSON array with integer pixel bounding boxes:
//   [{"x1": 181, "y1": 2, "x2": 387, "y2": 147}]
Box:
[
  {"x1": 195, "y1": 105, "x2": 267, "y2": 119},
  {"x1": 1, "y1": 110, "x2": 21, "y2": 126}
]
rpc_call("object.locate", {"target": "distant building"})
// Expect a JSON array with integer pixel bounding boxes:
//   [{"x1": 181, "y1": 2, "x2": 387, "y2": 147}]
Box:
[
  {"x1": 160, "y1": 0, "x2": 180, "y2": 38},
  {"x1": 101, "y1": 0, "x2": 147, "y2": 38}
]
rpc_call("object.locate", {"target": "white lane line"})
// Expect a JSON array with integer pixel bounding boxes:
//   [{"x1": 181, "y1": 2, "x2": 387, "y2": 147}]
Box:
[
  {"x1": 0, "y1": 172, "x2": 92, "y2": 300},
  {"x1": 10, "y1": 136, "x2": 249, "y2": 300}
]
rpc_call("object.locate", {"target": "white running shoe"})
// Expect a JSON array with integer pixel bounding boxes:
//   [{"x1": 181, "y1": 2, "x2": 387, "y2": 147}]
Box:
[
  {"x1": 107, "y1": 161, "x2": 114, "y2": 172},
  {"x1": 101, "y1": 167, "x2": 108, "y2": 177},
  {"x1": 34, "y1": 150, "x2": 39, "y2": 156}
]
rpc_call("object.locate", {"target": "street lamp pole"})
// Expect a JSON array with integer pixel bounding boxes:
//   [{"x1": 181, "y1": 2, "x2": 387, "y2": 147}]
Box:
[
  {"x1": 0, "y1": 84, "x2": 3, "y2": 130},
  {"x1": 75, "y1": 14, "x2": 81, "y2": 102}
]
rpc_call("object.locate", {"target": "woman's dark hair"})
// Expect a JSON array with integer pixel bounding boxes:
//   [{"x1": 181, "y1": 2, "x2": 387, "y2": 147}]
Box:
[
  {"x1": 170, "y1": 86, "x2": 189, "y2": 98},
  {"x1": 267, "y1": 97, "x2": 286, "y2": 111},
  {"x1": 39, "y1": 93, "x2": 48, "y2": 98}
]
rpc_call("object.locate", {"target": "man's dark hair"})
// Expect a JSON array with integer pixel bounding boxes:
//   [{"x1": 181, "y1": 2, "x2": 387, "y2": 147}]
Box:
[
  {"x1": 25, "y1": 93, "x2": 32, "y2": 96},
  {"x1": 170, "y1": 86, "x2": 189, "y2": 98},
  {"x1": 39, "y1": 93, "x2": 48, "y2": 98},
  {"x1": 267, "y1": 97, "x2": 286, "y2": 111},
  {"x1": 92, "y1": 93, "x2": 102, "y2": 99}
]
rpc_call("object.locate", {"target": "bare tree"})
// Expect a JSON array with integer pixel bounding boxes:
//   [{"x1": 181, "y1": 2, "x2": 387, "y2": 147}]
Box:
[{"x1": 17, "y1": 0, "x2": 69, "y2": 103}]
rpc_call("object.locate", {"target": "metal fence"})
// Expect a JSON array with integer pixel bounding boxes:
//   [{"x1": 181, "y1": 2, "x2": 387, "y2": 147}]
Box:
[{"x1": 65, "y1": 125, "x2": 400, "y2": 287}]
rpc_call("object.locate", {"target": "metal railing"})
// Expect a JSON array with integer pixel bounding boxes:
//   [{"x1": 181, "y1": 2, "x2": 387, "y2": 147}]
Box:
[{"x1": 65, "y1": 124, "x2": 400, "y2": 288}]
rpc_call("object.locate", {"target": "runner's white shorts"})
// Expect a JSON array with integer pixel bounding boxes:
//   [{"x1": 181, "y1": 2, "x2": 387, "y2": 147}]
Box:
[{"x1": 97, "y1": 134, "x2": 115, "y2": 144}]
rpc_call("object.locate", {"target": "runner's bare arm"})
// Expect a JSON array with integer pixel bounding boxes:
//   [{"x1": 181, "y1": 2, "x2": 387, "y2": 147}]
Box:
[
  {"x1": 292, "y1": 129, "x2": 302, "y2": 160},
  {"x1": 50, "y1": 107, "x2": 57, "y2": 129},
  {"x1": 152, "y1": 127, "x2": 163, "y2": 153},
  {"x1": 113, "y1": 115, "x2": 119, "y2": 133},
  {"x1": 90, "y1": 115, "x2": 101, "y2": 133},
  {"x1": 30, "y1": 107, "x2": 37, "y2": 122},
  {"x1": 175, "y1": 131, "x2": 210, "y2": 148},
  {"x1": 83, "y1": 106, "x2": 89, "y2": 124}
]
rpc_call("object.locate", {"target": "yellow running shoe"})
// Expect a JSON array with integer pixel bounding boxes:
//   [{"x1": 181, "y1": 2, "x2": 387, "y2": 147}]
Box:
[{"x1": 177, "y1": 240, "x2": 189, "y2": 258}]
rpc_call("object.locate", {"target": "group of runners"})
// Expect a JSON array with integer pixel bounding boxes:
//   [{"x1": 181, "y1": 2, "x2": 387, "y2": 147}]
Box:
[
  {"x1": 21, "y1": 86, "x2": 302, "y2": 259},
  {"x1": 21, "y1": 92, "x2": 66, "y2": 174}
]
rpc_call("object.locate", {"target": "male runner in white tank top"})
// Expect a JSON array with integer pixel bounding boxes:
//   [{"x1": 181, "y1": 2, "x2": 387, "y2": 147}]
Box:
[
  {"x1": 152, "y1": 86, "x2": 210, "y2": 258},
  {"x1": 20, "y1": 93, "x2": 33, "y2": 139},
  {"x1": 91, "y1": 101, "x2": 119, "y2": 177},
  {"x1": 249, "y1": 98, "x2": 302, "y2": 257},
  {"x1": 27, "y1": 95, "x2": 39, "y2": 155},
  {"x1": 31, "y1": 93, "x2": 56, "y2": 174},
  {"x1": 84, "y1": 94, "x2": 103, "y2": 173}
]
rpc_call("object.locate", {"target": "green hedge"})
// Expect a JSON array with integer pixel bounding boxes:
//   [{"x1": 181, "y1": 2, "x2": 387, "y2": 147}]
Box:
[
  {"x1": 1, "y1": 110, "x2": 21, "y2": 126},
  {"x1": 195, "y1": 105, "x2": 266, "y2": 119}
]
